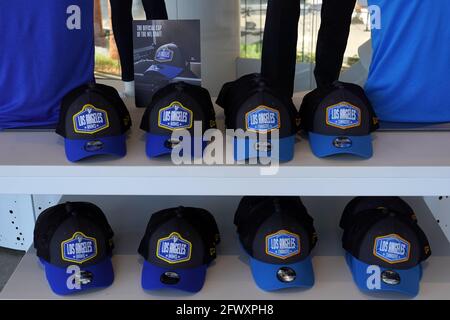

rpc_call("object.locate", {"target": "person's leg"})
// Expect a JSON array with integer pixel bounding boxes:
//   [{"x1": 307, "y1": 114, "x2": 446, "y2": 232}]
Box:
[
  {"x1": 109, "y1": 0, "x2": 135, "y2": 97},
  {"x1": 261, "y1": 0, "x2": 301, "y2": 99},
  {"x1": 314, "y1": 0, "x2": 356, "y2": 88},
  {"x1": 142, "y1": 0, "x2": 168, "y2": 20}
]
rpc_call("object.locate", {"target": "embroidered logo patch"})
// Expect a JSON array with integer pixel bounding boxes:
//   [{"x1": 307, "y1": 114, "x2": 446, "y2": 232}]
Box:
[
  {"x1": 373, "y1": 234, "x2": 410, "y2": 264},
  {"x1": 158, "y1": 101, "x2": 193, "y2": 131},
  {"x1": 266, "y1": 230, "x2": 300, "y2": 259},
  {"x1": 73, "y1": 104, "x2": 109, "y2": 134},
  {"x1": 156, "y1": 232, "x2": 192, "y2": 264},
  {"x1": 61, "y1": 232, "x2": 97, "y2": 264},
  {"x1": 246, "y1": 106, "x2": 281, "y2": 133},
  {"x1": 155, "y1": 46, "x2": 174, "y2": 63},
  {"x1": 326, "y1": 102, "x2": 361, "y2": 129}
]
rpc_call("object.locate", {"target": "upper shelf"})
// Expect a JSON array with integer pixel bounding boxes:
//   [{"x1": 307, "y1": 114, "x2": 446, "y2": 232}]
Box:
[{"x1": 1, "y1": 80, "x2": 450, "y2": 196}]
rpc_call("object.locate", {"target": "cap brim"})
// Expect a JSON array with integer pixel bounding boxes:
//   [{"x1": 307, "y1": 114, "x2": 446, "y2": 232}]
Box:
[
  {"x1": 145, "y1": 133, "x2": 206, "y2": 158},
  {"x1": 308, "y1": 132, "x2": 373, "y2": 158},
  {"x1": 345, "y1": 253, "x2": 422, "y2": 297},
  {"x1": 146, "y1": 64, "x2": 184, "y2": 79},
  {"x1": 40, "y1": 258, "x2": 114, "y2": 296},
  {"x1": 234, "y1": 135, "x2": 296, "y2": 162},
  {"x1": 64, "y1": 135, "x2": 126, "y2": 162},
  {"x1": 141, "y1": 261, "x2": 207, "y2": 293},
  {"x1": 249, "y1": 256, "x2": 314, "y2": 291}
]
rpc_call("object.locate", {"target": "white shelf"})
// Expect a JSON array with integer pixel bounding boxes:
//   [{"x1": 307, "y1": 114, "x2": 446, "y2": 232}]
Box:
[
  {"x1": 1, "y1": 80, "x2": 450, "y2": 196},
  {"x1": 2, "y1": 195, "x2": 450, "y2": 300}
]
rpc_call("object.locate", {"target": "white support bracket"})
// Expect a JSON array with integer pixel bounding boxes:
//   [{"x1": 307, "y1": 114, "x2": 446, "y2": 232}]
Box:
[
  {"x1": 424, "y1": 196, "x2": 450, "y2": 243},
  {"x1": 0, "y1": 195, "x2": 61, "y2": 251}
]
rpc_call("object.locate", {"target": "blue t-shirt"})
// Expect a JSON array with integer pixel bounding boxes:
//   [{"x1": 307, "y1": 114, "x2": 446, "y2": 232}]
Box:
[
  {"x1": 0, "y1": 0, "x2": 94, "y2": 130},
  {"x1": 366, "y1": 0, "x2": 450, "y2": 123}
]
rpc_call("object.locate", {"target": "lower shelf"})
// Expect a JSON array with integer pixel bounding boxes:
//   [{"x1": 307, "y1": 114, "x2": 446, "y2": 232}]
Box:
[{"x1": 2, "y1": 252, "x2": 450, "y2": 300}]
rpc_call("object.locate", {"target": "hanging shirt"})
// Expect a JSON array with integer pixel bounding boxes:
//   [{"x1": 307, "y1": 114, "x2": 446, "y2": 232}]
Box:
[{"x1": 0, "y1": 0, "x2": 94, "y2": 130}]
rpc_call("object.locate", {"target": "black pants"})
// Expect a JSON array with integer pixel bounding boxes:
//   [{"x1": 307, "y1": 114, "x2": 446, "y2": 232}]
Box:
[
  {"x1": 110, "y1": 0, "x2": 168, "y2": 81},
  {"x1": 261, "y1": 0, "x2": 355, "y2": 97}
]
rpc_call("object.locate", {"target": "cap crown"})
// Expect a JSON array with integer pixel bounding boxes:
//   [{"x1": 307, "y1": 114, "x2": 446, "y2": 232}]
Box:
[
  {"x1": 34, "y1": 202, "x2": 114, "y2": 267},
  {"x1": 138, "y1": 207, "x2": 219, "y2": 269},
  {"x1": 56, "y1": 83, "x2": 131, "y2": 139},
  {"x1": 235, "y1": 197, "x2": 317, "y2": 264},
  {"x1": 300, "y1": 82, "x2": 378, "y2": 135},
  {"x1": 340, "y1": 197, "x2": 417, "y2": 230},
  {"x1": 342, "y1": 209, "x2": 431, "y2": 269},
  {"x1": 217, "y1": 73, "x2": 298, "y2": 138},
  {"x1": 154, "y1": 43, "x2": 186, "y2": 69},
  {"x1": 140, "y1": 82, "x2": 216, "y2": 135}
]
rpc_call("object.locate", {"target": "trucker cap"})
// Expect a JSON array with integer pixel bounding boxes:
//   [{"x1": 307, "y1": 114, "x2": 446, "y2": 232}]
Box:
[
  {"x1": 235, "y1": 196, "x2": 317, "y2": 291},
  {"x1": 145, "y1": 43, "x2": 187, "y2": 80},
  {"x1": 33, "y1": 202, "x2": 115, "y2": 295},
  {"x1": 140, "y1": 82, "x2": 217, "y2": 158},
  {"x1": 217, "y1": 73, "x2": 299, "y2": 162},
  {"x1": 342, "y1": 207, "x2": 431, "y2": 297},
  {"x1": 56, "y1": 83, "x2": 132, "y2": 162},
  {"x1": 340, "y1": 197, "x2": 418, "y2": 231},
  {"x1": 138, "y1": 206, "x2": 219, "y2": 292},
  {"x1": 299, "y1": 81, "x2": 379, "y2": 158}
]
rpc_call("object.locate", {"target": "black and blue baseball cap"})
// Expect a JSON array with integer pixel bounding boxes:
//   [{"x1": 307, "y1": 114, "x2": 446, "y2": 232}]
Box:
[
  {"x1": 138, "y1": 206, "x2": 219, "y2": 293},
  {"x1": 56, "y1": 83, "x2": 132, "y2": 162},
  {"x1": 140, "y1": 82, "x2": 217, "y2": 158},
  {"x1": 341, "y1": 203, "x2": 431, "y2": 297},
  {"x1": 299, "y1": 81, "x2": 379, "y2": 158},
  {"x1": 145, "y1": 43, "x2": 187, "y2": 80},
  {"x1": 234, "y1": 197, "x2": 317, "y2": 291},
  {"x1": 33, "y1": 202, "x2": 115, "y2": 295},
  {"x1": 217, "y1": 73, "x2": 299, "y2": 162}
]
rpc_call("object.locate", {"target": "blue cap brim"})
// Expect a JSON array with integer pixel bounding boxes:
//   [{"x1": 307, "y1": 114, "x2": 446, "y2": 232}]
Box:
[
  {"x1": 141, "y1": 261, "x2": 207, "y2": 293},
  {"x1": 145, "y1": 133, "x2": 206, "y2": 158},
  {"x1": 249, "y1": 256, "x2": 314, "y2": 291},
  {"x1": 308, "y1": 132, "x2": 373, "y2": 158},
  {"x1": 64, "y1": 135, "x2": 126, "y2": 162},
  {"x1": 40, "y1": 258, "x2": 114, "y2": 296},
  {"x1": 345, "y1": 253, "x2": 422, "y2": 297},
  {"x1": 234, "y1": 135, "x2": 295, "y2": 162},
  {"x1": 147, "y1": 64, "x2": 184, "y2": 79}
]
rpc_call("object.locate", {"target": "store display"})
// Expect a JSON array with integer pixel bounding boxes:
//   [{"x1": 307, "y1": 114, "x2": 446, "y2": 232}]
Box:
[
  {"x1": 133, "y1": 20, "x2": 201, "y2": 107},
  {"x1": 0, "y1": 0, "x2": 94, "y2": 130},
  {"x1": 55, "y1": 83, "x2": 132, "y2": 162},
  {"x1": 315, "y1": 0, "x2": 450, "y2": 123},
  {"x1": 140, "y1": 82, "x2": 217, "y2": 158},
  {"x1": 234, "y1": 197, "x2": 317, "y2": 291},
  {"x1": 299, "y1": 81, "x2": 379, "y2": 158},
  {"x1": 217, "y1": 73, "x2": 299, "y2": 162},
  {"x1": 341, "y1": 198, "x2": 431, "y2": 297},
  {"x1": 138, "y1": 206, "x2": 220, "y2": 293},
  {"x1": 33, "y1": 202, "x2": 115, "y2": 295}
]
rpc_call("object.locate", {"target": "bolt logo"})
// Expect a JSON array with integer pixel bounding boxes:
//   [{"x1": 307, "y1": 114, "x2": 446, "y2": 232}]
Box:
[
  {"x1": 73, "y1": 105, "x2": 109, "y2": 134},
  {"x1": 373, "y1": 234, "x2": 410, "y2": 264},
  {"x1": 246, "y1": 106, "x2": 280, "y2": 133},
  {"x1": 61, "y1": 232, "x2": 97, "y2": 264},
  {"x1": 158, "y1": 102, "x2": 193, "y2": 131},
  {"x1": 156, "y1": 232, "x2": 192, "y2": 264},
  {"x1": 155, "y1": 46, "x2": 174, "y2": 62},
  {"x1": 266, "y1": 230, "x2": 300, "y2": 259},
  {"x1": 326, "y1": 102, "x2": 361, "y2": 129}
]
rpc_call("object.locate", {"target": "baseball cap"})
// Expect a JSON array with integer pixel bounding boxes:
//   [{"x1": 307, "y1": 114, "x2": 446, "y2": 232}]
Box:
[
  {"x1": 299, "y1": 81, "x2": 379, "y2": 158},
  {"x1": 340, "y1": 197, "x2": 418, "y2": 231},
  {"x1": 140, "y1": 82, "x2": 217, "y2": 158},
  {"x1": 217, "y1": 73, "x2": 299, "y2": 162},
  {"x1": 145, "y1": 43, "x2": 187, "y2": 80},
  {"x1": 33, "y1": 202, "x2": 115, "y2": 295},
  {"x1": 342, "y1": 208, "x2": 431, "y2": 297},
  {"x1": 138, "y1": 206, "x2": 219, "y2": 293},
  {"x1": 235, "y1": 197, "x2": 317, "y2": 291},
  {"x1": 56, "y1": 83, "x2": 132, "y2": 162}
]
